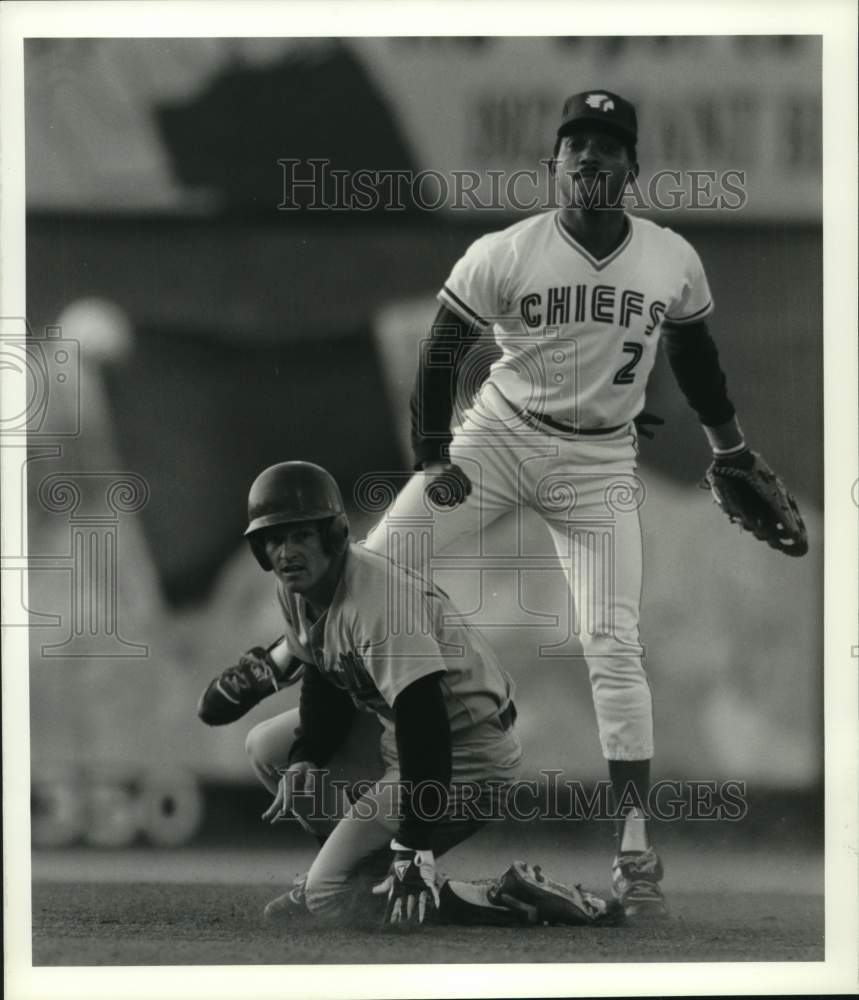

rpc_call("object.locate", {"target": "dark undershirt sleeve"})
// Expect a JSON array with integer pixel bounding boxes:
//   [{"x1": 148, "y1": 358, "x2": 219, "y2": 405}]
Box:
[
  {"x1": 660, "y1": 320, "x2": 736, "y2": 428},
  {"x1": 393, "y1": 671, "x2": 452, "y2": 850},
  {"x1": 410, "y1": 305, "x2": 484, "y2": 469},
  {"x1": 287, "y1": 663, "x2": 356, "y2": 768}
]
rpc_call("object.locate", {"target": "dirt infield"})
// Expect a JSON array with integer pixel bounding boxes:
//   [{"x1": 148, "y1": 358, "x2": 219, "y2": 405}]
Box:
[
  {"x1": 30, "y1": 830, "x2": 824, "y2": 967},
  {"x1": 32, "y1": 879, "x2": 822, "y2": 966}
]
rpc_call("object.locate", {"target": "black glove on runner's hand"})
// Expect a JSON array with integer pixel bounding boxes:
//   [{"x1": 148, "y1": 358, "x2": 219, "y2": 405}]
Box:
[{"x1": 372, "y1": 841, "x2": 440, "y2": 927}]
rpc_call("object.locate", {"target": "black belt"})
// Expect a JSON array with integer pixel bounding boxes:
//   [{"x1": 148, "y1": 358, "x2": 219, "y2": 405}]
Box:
[
  {"x1": 524, "y1": 409, "x2": 627, "y2": 436},
  {"x1": 499, "y1": 701, "x2": 517, "y2": 730}
]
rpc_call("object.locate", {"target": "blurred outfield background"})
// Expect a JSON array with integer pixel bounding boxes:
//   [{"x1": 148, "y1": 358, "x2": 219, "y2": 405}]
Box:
[{"x1": 21, "y1": 36, "x2": 822, "y2": 849}]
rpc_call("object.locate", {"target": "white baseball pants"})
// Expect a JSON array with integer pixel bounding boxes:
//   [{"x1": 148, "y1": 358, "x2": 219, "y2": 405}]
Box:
[{"x1": 364, "y1": 388, "x2": 653, "y2": 762}]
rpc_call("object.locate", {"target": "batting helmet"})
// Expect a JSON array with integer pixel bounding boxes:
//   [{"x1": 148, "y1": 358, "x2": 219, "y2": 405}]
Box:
[{"x1": 244, "y1": 461, "x2": 349, "y2": 570}]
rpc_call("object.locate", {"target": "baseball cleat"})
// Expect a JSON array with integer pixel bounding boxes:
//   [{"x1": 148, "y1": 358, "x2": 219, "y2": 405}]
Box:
[
  {"x1": 263, "y1": 874, "x2": 308, "y2": 923},
  {"x1": 488, "y1": 861, "x2": 624, "y2": 927},
  {"x1": 611, "y1": 847, "x2": 668, "y2": 919}
]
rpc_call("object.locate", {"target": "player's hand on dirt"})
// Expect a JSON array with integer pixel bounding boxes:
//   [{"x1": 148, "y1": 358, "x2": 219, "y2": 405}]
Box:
[
  {"x1": 372, "y1": 841, "x2": 440, "y2": 927},
  {"x1": 423, "y1": 462, "x2": 472, "y2": 509},
  {"x1": 262, "y1": 761, "x2": 315, "y2": 824}
]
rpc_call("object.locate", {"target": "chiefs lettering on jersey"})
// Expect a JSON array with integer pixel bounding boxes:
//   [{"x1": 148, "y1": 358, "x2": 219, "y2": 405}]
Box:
[{"x1": 438, "y1": 211, "x2": 713, "y2": 430}]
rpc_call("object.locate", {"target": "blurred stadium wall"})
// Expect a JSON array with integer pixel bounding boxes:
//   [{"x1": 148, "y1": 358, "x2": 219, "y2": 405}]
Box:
[{"x1": 23, "y1": 37, "x2": 822, "y2": 847}]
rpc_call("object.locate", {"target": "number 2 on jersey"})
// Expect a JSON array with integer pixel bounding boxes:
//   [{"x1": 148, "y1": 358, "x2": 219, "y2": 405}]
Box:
[{"x1": 613, "y1": 342, "x2": 644, "y2": 385}]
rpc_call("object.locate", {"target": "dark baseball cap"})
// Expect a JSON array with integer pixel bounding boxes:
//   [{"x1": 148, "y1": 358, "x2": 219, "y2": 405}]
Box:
[{"x1": 557, "y1": 90, "x2": 638, "y2": 147}]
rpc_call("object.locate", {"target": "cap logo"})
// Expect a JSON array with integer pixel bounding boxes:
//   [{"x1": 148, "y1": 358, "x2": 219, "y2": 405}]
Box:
[{"x1": 584, "y1": 93, "x2": 615, "y2": 112}]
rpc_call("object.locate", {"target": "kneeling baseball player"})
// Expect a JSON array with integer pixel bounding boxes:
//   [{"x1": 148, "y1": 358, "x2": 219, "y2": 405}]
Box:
[{"x1": 199, "y1": 460, "x2": 623, "y2": 929}]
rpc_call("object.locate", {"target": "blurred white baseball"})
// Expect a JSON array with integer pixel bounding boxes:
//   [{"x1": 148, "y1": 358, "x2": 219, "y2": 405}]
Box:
[{"x1": 56, "y1": 298, "x2": 134, "y2": 365}]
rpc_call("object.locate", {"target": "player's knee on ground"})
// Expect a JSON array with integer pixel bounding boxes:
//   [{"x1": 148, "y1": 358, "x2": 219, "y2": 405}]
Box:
[
  {"x1": 302, "y1": 870, "x2": 333, "y2": 919},
  {"x1": 303, "y1": 857, "x2": 390, "y2": 925},
  {"x1": 303, "y1": 870, "x2": 359, "y2": 924}
]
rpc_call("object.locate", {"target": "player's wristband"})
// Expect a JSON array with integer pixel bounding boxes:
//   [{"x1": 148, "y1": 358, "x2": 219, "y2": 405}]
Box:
[
  {"x1": 711, "y1": 441, "x2": 748, "y2": 458},
  {"x1": 703, "y1": 417, "x2": 745, "y2": 455},
  {"x1": 390, "y1": 838, "x2": 435, "y2": 860},
  {"x1": 712, "y1": 447, "x2": 755, "y2": 471}
]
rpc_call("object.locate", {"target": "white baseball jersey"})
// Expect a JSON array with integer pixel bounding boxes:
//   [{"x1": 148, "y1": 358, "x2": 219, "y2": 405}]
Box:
[
  {"x1": 275, "y1": 544, "x2": 516, "y2": 740},
  {"x1": 438, "y1": 211, "x2": 713, "y2": 430}
]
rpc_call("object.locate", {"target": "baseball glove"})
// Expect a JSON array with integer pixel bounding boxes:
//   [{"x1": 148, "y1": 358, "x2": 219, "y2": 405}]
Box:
[
  {"x1": 488, "y1": 861, "x2": 624, "y2": 926},
  {"x1": 197, "y1": 642, "x2": 304, "y2": 726},
  {"x1": 702, "y1": 451, "x2": 808, "y2": 557}
]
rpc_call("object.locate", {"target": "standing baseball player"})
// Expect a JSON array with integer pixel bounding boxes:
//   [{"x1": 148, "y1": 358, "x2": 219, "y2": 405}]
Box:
[
  {"x1": 363, "y1": 90, "x2": 807, "y2": 919},
  {"x1": 200, "y1": 460, "x2": 622, "y2": 929}
]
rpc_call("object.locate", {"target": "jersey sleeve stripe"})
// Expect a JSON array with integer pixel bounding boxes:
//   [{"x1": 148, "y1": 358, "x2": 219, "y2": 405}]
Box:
[
  {"x1": 663, "y1": 301, "x2": 714, "y2": 324},
  {"x1": 438, "y1": 285, "x2": 491, "y2": 329}
]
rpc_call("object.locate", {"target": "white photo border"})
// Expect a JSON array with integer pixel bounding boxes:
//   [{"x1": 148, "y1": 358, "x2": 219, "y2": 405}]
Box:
[{"x1": 2, "y1": 1, "x2": 856, "y2": 997}]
